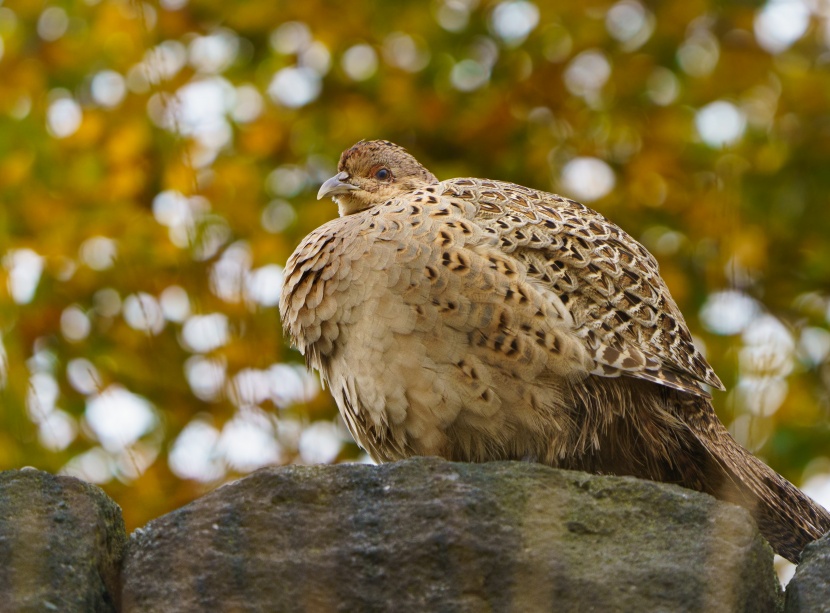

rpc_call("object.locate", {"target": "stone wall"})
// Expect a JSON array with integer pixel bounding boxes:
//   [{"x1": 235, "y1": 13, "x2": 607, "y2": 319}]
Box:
[{"x1": 1, "y1": 458, "x2": 827, "y2": 612}]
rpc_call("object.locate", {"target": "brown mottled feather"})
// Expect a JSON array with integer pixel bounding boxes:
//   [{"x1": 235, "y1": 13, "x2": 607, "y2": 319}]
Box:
[{"x1": 280, "y1": 140, "x2": 830, "y2": 563}]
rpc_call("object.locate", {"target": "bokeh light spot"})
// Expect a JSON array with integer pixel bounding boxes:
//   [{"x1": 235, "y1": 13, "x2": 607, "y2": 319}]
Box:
[
  {"x1": 695, "y1": 101, "x2": 747, "y2": 148},
  {"x1": 160, "y1": 286, "x2": 191, "y2": 322},
  {"x1": 123, "y1": 293, "x2": 166, "y2": 335},
  {"x1": 491, "y1": 1, "x2": 540, "y2": 46},
  {"x1": 267, "y1": 67, "x2": 321, "y2": 108},
  {"x1": 60, "y1": 306, "x2": 91, "y2": 343},
  {"x1": 755, "y1": 0, "x2": 810, "y2": 54},
  {"x1": 169, "y1": 419, "x2": 225, "y2": 481},
  {"x1": 3, "y1": 248, "x2": 44, "y2": 304},
  {"x1": 37, "y1": 6, "x2": 68, "y2": 41},
  {"x1": 342, "y1": 44, "x2": 378, "y2": 81},
  {"x1": 182, "y1": 313, "x2": 230, "y2": 353},
  {"x1": 451, "y1": 59, "x2": 490, "y2": 92},
  {"x1": 700, "y1": 291, "x2": 760, "y2": 335},
  {"x1": 80, "y1": 236, "x2": 117, "y2": 270},
  {"x1": 184, "y1": 356, "x2": 227, "y2": 401},
  {"x1": 560, "y1": 157, "x2": 616, "y2": 202},
  {"x1": 46, "y1": 97, "x2": 82, "y2": 139},
  {"x1": 85, "y1": 386, "x2": 158, "y2": 452},
  {"x1": 299, "y1": 421, "x2": 344, "y2": 464},
  {"x1": 91, "y1": 71, "x2": 127, "y2": 108},
  {"x1": 563, "y1": 49, "x2": 611, "y2": 99},
  {"x1": 67, "y1": 358, "x2": 102, "y2": 395}
]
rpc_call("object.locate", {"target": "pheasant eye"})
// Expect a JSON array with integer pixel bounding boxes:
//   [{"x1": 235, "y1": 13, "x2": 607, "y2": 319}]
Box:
[{"x1": 375, "y1": 168, "x2": 391, "y2": 181}]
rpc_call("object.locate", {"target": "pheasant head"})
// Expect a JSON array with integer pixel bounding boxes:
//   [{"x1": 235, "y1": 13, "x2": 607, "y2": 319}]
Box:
[{"x1": 317, "y1": 140, "x2": 439, "y2": 216}]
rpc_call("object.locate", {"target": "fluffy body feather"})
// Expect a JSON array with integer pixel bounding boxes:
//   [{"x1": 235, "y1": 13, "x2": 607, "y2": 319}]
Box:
[{"x1": 280, "y1": 139, "x2": 830, "y2": 563}]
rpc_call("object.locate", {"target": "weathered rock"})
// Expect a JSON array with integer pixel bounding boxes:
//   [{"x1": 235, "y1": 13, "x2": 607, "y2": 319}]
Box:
[
  {"x1": 122, "y1": 458, "x2": 781, "y2": 612},
  {"x1": 0, "y1": 468, "x2": 127, "y2": 612},
  {"x1": 786, "y1": 532, "x2": 830, "y2": 612}
]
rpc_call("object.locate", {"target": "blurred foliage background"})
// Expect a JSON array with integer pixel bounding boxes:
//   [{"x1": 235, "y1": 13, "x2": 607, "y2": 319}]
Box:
[{"x1": 1, "y1": 0, "x2": 830, "y2": 541}]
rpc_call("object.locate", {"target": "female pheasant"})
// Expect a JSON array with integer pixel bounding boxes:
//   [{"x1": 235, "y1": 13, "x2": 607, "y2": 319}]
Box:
[{"x1": 280, "y1": 139, "x2": 830, "y2": 563}]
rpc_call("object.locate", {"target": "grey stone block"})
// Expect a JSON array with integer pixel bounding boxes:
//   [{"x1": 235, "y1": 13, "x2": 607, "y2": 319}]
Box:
[
  {"x1": 122, "y1": 457, "x2": 781, "y2": 612},
  {"x1": 0, "y1": 468, "x2": 127, "y2": 612},
  {"x1": 786, "y1": 532, "x2": 830, "y2": 612}
]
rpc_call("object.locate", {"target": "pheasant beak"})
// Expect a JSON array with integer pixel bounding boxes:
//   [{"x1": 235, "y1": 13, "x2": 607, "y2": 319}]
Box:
[{"x1": 318, "y1": 172, "x2": 359, "y2": 200}]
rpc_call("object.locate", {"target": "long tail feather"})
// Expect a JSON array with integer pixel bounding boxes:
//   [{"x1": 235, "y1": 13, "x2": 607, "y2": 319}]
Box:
[
  {"x1": 571, "y1": 377, "x2": 830, "y2": 563},
  {"x1": 682, "y1": 395, "x2": 830, "y2": 564}
]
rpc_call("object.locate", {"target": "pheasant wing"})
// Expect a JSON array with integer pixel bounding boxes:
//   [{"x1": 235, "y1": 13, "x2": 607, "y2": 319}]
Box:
[{"x1": 443, "y1": 177, "x2": 724, "y2": 397}]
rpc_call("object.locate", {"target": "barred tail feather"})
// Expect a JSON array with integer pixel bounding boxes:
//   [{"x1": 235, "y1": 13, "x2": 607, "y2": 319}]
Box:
[{"x1": 684, "y1": 398, "x2": 830, "y2": 564}]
